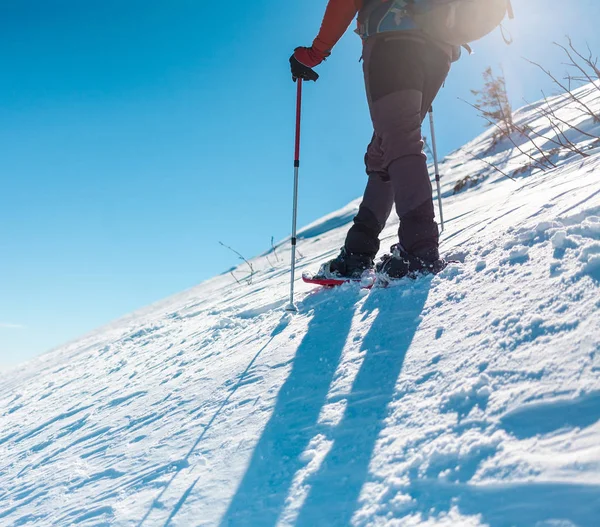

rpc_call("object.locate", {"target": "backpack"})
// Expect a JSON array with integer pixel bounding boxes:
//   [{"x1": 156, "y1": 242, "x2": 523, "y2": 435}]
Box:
[
  {"x1": 358, "y1": 0, "x2": 514, "y2": 47},
  {"x1": 357, "y1": 0, "x2": 419, "y2": 39},
  {"x1": 413, "y1": 0, "x2": 514, "y2": 46}
]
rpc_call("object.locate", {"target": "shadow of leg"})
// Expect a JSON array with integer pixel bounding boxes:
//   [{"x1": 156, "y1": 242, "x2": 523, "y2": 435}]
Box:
[
  {"x1": 296, "y1": 281, "x2": 432, "y2": 527},
  {"x1": 220, "y1": 290, "x2": 360, "y2": 527}
]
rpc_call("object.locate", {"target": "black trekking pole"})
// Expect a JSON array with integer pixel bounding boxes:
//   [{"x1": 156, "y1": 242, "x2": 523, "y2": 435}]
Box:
[
  {"x1": 286, "y1": 79, "x2": 303, "y2": 313},
  {"x1": 428, "y1": 106, "x2": 445, "y2": 233}
]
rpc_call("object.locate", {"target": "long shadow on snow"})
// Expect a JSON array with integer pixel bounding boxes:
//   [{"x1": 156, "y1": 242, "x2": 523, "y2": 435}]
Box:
[
  {"x1": 410, "y1": 479, "x2": 600, "y2": 527},
  {"x1": 219, "y1": 287, "x2": 362, "y2": 526},
  {"x1": 221, "y1": 279, "x2": 431, "y2": 526},
  {"x1": 294, "y1": 282, "x2": 431, "y2": 527}
]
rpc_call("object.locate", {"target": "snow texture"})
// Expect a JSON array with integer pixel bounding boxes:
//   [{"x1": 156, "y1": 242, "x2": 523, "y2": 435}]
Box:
[{"x1": 1, "y1": 84, "x2": 600, "y2": 527}]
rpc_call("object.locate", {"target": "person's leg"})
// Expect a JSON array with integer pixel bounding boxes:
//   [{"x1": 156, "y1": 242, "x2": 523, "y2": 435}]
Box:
[
  {"x1": 344, "y1": 134, "x2": 394, "y2": 258},
  {"x1": 365, "y1": 37, "x2": 450, "y2": 259},
  {"x1": 323, "y1": 138, "x2": 383, "y2": 278},
  {"x1": 400, "y1": 42, "x2": 454, "y2": 258},
  {"x1": 324, "y1": 66, "x2": 396, "y2": 279},
  {"x1": 374, "y1": 88, "x2": 437, "y2": 255},
  {"x1": 324, "y1": 134, "x2": 395, "y2": 279}
]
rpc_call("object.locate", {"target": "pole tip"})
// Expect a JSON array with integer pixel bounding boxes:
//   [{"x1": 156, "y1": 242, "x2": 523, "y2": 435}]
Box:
[{"x1": 285, "y1": 303, "x2": 298, "y2": 313}]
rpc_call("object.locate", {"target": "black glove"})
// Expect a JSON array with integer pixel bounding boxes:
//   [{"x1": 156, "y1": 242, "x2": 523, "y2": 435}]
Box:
[{"x1": 289, "y1": 55, "x2": 319, "y2": 82}]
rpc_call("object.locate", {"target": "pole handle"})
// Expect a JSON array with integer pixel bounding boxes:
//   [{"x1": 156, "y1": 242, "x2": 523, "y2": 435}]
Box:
[{"x1": 294, "y1": 80, "x2": 303, "y2": 164}]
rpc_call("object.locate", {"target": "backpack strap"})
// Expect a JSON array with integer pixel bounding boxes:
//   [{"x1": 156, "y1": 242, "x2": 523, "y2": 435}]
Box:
[
  {"x1": 501, "y1": 1, "x2": 515, "y2": 44},
  {"x1": 500, "y1": 24, "x2": 513, "y2": 45},
  {"x1": 507, "y1": 0, "x2": 514, "y2": 19}
]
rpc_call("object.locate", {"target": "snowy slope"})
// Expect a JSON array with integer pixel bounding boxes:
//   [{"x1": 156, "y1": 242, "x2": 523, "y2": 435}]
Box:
[{"x1": 1, "y1": 84, "x2": 600, "y2": 527}]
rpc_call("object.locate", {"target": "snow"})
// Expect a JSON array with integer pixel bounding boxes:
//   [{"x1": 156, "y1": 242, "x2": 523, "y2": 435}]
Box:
[{"x1": 1, "y1": 84, "x2": 600, "y2": 526}]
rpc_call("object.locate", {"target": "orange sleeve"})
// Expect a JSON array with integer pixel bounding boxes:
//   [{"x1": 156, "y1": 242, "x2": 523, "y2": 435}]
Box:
[{"x1": 312, "y1": 0, "x2": 362, "y2": 57}]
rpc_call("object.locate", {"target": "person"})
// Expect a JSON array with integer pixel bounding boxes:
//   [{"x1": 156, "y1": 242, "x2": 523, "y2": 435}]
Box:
[{"x1": 290, "y1": 0, "x2": 459, "y2": 280}]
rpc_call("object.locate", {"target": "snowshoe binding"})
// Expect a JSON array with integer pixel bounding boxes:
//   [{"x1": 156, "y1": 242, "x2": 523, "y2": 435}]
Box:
[
  {"x1": 302, "y1": 248, "x2": 376, "y2": 288},
  {"x1": 375, "y1": 244, "x2": 447, "y2": 286}
]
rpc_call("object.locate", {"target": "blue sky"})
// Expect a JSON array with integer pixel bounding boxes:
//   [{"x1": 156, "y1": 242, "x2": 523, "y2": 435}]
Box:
[{"x1": 1, "y1": 0, "x2": 599, "y2": 367}]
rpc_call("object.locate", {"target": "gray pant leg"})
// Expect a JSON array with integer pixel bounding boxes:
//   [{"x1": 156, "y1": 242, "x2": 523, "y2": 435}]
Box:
[
  {"x1": 376, "y1": 89, "x2": 440, "y2": 254},
  {"x1": 345, "y1": 169, "x2": 394, "y2": 257},
  {"x1": 381, "y1": 89, "x2": 440, "y2": 254},
  {"x1": 343, "y1": 90, "x2": 433, "y2": 256},
  {"x1": 370, "y1": 89, "x2": 433, "y2": 219}
]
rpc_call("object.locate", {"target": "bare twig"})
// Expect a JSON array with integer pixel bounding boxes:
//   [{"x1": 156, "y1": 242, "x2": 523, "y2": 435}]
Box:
[
  {"x1": 539, "y1": 91, "x2": 593, "y2": 157},
  {"x1": 219, "y1": 241, "x2": 255, "y2": 285},
  {"x1": 270, "y1": 236, "x2": 280, "y2": 263},
  {"x1": 534, "y1": 93, "x2": 599, "y2": 140},
  {"x1": 585, "y1": 41, "x2": 600, "y2": 77},
  {"x1": 517, "y1": 95, "x2": 591, "y2": 160},
  {"x1": 554, "y1": 41, "x2": 600, "y2": 97},
  {"x1": 545, "y1": 117, "x2": 573, "y2": 153},
  {"x1": 463, "y1": 149, "x2": 517, "y2": 182},
  {"x1": 514, "y1": 113, "x2": 564, "y2": 150},
  {"x1": 566, "y1": 76, "x2": 591, "y2": 83},
  {"x1": 568, "y1": 37, "x2": 600, "y2": 79},
  {"x1": 512, "y1": 121, "x2": 558, "y2": 167},
  {"x1": 524, "y1": 57, "x2": 599, "y2": 122},
  {"x1": 460, "y1": 97, "x2": 551, "y2": 170}
]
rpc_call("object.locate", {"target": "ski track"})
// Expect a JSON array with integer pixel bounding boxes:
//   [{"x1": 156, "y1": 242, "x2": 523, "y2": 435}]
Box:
[{"x1": 1, "y1": 84, "x2": 600, "y2": 526}]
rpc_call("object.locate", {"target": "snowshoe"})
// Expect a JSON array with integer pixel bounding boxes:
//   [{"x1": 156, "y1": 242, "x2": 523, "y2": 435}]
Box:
[
  {"x1": 302, "y1": 248, "x2": 376, "y2": 289},
  {"x1": 302, "y1": 268, "x2": 376, "y2": 289},
  {"x1": 375, "y1": 244, "x2": 447, "y2": 286}
]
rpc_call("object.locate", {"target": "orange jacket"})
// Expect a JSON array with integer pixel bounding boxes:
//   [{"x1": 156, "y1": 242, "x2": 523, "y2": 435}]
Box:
[{"x1": 312, "y1": 0, "x2": 364, "y2": 58}]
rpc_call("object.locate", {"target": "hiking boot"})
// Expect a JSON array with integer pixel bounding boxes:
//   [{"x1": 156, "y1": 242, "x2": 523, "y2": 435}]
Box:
[
  {"x1": 376, "y1": 244, "x2": 446, "y2": 280},
  {"x1": 316, "y1": 247, "x2": 374, "y2": 280}
]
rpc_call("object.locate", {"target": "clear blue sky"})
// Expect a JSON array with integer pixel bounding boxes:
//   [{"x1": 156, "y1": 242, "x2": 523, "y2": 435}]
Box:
[{"x1": 1, "y1": 0, "x2": 599, "y2": 367}]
